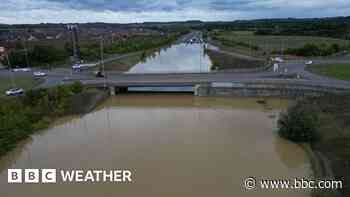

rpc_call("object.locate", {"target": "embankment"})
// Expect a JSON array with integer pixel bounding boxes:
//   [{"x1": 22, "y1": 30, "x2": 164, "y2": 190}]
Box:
[
  {"x1": 194, "y1": 81, "x2": 350, "y2": 98},
  {"x1": 206, "y1": 48, "x2": 266, "y2": 71},
  {"x1": 278, "y1": 95, "x2": 350, "y2": 196},
  {"x1": 0, "y1": 83, "x2": 109, "y2": 158},
  {"x1": 70, "y1": 89, "x2": 109, "y2": 114}
]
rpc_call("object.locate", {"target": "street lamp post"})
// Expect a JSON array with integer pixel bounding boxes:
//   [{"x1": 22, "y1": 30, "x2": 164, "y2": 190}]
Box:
[
  {"x1": 22, "y1": 38, "x2": 30, "y2": 68},
  {"x1": 6, "y1": 52, "x2": 15, "y2": 88},
  {"x1": 100, "y1": 36, "x2": 107, "y2": 88}
]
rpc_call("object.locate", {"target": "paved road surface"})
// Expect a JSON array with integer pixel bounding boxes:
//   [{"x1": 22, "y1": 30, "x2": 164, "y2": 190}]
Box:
[
  {"x1": 1, "y1": 31, "x2": 350, "y2": 91},
  {"x1": 1, "y1": 55, "x2": 345, "y2": 90}
]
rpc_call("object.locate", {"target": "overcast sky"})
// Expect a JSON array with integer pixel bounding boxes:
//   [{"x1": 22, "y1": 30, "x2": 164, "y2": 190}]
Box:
[{"x1": 1, "y1": 0, "x2": 350, "y2": 24}]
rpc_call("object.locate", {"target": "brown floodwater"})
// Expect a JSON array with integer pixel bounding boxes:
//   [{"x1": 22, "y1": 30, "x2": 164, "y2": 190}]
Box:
[{"x1": 0, "y1": 94, "x2": 311, "y2": 197}]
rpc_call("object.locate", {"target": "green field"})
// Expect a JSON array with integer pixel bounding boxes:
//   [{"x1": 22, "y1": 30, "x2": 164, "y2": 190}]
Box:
[
  {"x1": 0, "y1": 75, "x2": 43, "y2": 96},
  {"x1": 211, "y1": 30, "x2": 350, "y2": 57},
  {"x1": 104, "y1": 53, "x2": 143, "y2": 71},
  {"x1": 206, "y1": 49, "x2": 265, "y2": 70},
  {"x1": 307, "y1": 64, "x2": 350, "y2": 80}
]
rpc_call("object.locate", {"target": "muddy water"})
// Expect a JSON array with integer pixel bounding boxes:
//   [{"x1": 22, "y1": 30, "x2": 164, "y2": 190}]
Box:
[{"x1": 0, "y1": 95, "x2": 311, "y2": 197}]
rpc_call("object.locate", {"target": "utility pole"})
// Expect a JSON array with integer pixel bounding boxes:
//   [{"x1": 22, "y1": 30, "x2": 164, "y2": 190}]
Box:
[
  {"x1": 22, "y1": 38, "x2": 30, "y2": 68},
  {"x1": 281, "y1": 39, "x2": 284, "y2": 57},
  {"x1": 100, "y1": 36, "x2": 107, "y2": 88},
  {"x1": 249, "y1": 40, "x2": 252, "y2": 57},
  {"x1": 6, "y1": 53, "x2": 15, "y2": 88},
  {"x1": 67, "y1": 24, "x2": 80, "y2": 64},
  {"x1": 264, "y1": 40, "x2": 269, "y2": 66},
  {"x1": 199, "y1": 43, "x2": 202, "y2": 73},
  {"x1": 111, "y1": 33, "x2": 115, "y2": 44}
]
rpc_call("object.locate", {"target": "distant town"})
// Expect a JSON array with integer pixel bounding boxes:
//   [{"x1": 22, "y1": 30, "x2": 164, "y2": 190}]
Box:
[{"x1": 1, "y1": 14, "x2": 350, "y2": 197}]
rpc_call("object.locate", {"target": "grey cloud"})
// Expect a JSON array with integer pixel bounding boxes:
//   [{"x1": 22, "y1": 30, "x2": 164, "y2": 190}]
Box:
[
  {"x1": 41, "y1": 0, "x2": 188, "y2": 11},
  {"x1": 1, "y1": 0, "x2": 350, "y2": 24},
  {"x1": 38, "y1": 0, "x2": 350, "y2": 13}
]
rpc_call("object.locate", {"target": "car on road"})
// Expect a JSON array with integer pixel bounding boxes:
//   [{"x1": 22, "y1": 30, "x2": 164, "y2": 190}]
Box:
[
  {"x1": 305, "y1": 61, "x2": 313, "y2": 65},
  {"x1": 13, "y1": 67, "x2": 31, "y2": 72},
  {"x1": 72, "y1": 64, "x2": 82, "y2": 72},
  {"x1": 72, "y1": 63, "x2": 96, "y2": 72},
  {"x1": 273, "y1": 57, "x2": 284, "y2": 63},
  {"x1": 95, "y1": 71, "x2": 105, "y2": 78},
  {"x1": 5, "y1": 88, "x2": 24, "y2": 96},
  {"x1": 33, "y1": 71, "x2": 47, "y2": 78}
]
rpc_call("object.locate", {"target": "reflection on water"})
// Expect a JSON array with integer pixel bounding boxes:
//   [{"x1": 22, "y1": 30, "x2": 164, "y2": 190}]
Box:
[
  {"x1": 0, "y1": 95, "x2": 310, "y2": 197},
  {"x1": 127, "y1": 43, "x2": 212, "y2": 73}
]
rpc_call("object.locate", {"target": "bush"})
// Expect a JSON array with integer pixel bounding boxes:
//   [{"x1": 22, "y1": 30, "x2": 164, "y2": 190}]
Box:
[
  {"x1": 278, "y1": 102, "x2": 319, "y2": 142},
  {"x1": 0, "y1": 83, "x2": 86, "y2": 157},
  {"x1": 70, "y1": 81, "x2": 84, "y2": 94},
  {"x1": 105, "y1": 33, "x2": 182, "y2": 54},
  {"x1": 2, "y1": 45, "x2": 69, "y2": 67},
  {"x1": 283, "y1": 43, "x2": 343, "y2": 57}
]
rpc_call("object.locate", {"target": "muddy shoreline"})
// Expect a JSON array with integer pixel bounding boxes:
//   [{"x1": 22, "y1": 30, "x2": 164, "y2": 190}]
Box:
[{"x1": 70, "y1": 89, "x2": 110, "y2": 114}]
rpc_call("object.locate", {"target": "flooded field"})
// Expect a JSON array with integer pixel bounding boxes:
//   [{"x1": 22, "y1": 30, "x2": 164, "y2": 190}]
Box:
[
  {"x1": 0, "y1": 95, "x2": 311, "y2": 197},
  {"x1": 127, "y1": 43, "x2": 212, "y2": 73}
]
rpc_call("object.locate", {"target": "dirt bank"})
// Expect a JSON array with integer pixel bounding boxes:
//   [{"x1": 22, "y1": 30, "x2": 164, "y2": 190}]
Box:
[
  {"x1": 284, "y1": 95, "x2": 350, "y2": 196},
  {"x1": 206, "y1": 49, "x2": 266, "y2": 71},
  {"x1": 70, "y1": 89, "x2": 110, "y2": 114}
]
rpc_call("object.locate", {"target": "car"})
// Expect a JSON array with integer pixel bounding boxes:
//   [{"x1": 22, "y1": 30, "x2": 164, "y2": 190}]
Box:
[
  {"x1": 72, "y1": 64, "x2": 82, "y2": 69},
  {"x1": 33, "y1": 71, "x2": 47, "y2": 78},
  {"x1": 305, "y1": 61, "x2": 313, "y2": 65},
  {"x1": 13, "y1": 67, "x2": 31, "y2": 72},
  {"x1": 95, "y1": 71, "x2": 105, "y2": 78},
  {"x1": 72, "y1": 64, "x2": 82, "y2": 72},
  {"x1": 5, "y1": 88, "x2": 24, "y2": 96},
  {"x1": 274, "y1": 57, "x2": 284, "y2": 63}
]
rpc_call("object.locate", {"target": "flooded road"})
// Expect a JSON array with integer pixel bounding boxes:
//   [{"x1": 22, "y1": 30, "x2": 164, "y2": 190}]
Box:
[
  {"x1": 127, "y1": 43, "x2": 212, "y2": 73},
  {"x1": 0, "y1": 95, "x2": 311, "y2": 197}
]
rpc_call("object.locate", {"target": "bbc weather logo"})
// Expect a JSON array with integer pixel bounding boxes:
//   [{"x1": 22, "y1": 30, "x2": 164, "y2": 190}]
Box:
[
  {"x1": 8, "y1": 169, "x2": 56, "y2": 183},
  {"x1": 8, "y1": 169, "x2": 133, "y2": 184}
]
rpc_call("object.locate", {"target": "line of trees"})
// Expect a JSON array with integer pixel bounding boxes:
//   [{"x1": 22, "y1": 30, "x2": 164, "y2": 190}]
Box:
[
  {"x1": 210, "y1": 31, "x2": 349, "y2": 57},
  {"x1": 2, "y1": 31, "x2": 187, "y2": 68},
  {"x1": 211, "y1": 35, "x2": 260, "y2": 51},
  {"x1": 254, "y1": 24, "x2": 350, "y2": 40},
  {"x1": 105, "y1": 33, "x2": 184, "y2": 54},
  {"x1": 201, "y1": 17, "x2": 350, "y2": 40},
  {"x1": 280, "y1": 43, "x2": 347, "y2": 57},
  {"x1": 3, "y1": 45, "x2": 69, "y2": 67},
  {"x1": 0, "y1": 82, "x2": 83, "y2": 157}
]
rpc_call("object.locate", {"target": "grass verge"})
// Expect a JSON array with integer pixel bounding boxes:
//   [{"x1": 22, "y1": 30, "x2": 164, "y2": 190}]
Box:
[
  {"x1": 206, "y1": 49, "x2": 265, "y2": 70},
  {"x1": 307, "y1": 64, "x2": 350, "y2": 81},
  {"x1": 104, "y1": 53, "x2": 144, "y2": 71},
  {"x1": 0, "y1": 82, "x2": 107, "y2": 157},
  {"x1": 0, "y1": 75, "x2": 43, "y2": 96},
  {"x1": 210, "y1": 30, "x2": 349, "y2": 57}
]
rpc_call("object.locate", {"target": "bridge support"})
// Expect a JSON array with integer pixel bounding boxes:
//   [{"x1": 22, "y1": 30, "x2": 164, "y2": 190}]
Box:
[
  {"x1": 193, "y1": 82, "x2": 347, "y2": 98},
  {"x1": 194, "y1": 85, "x2": 199, "y2": 96},
  {"x1": 194, "y1": 84, "x2": 210, "y2": 96},
  {"x1": 109, "y1": 86, "x2": 116, "y2": 96},
  {"x1": 109, "y1": 86, "x2": 128, "y2": 95}
]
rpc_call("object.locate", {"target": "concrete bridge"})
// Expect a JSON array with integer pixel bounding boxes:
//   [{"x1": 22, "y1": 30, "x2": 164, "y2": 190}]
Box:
[
  {"x1": 37, "y1": 54, "x2": 350, "y2": 98},
  {"x1": 59, "y1": 72, "x2": 350, "y2": 97}
]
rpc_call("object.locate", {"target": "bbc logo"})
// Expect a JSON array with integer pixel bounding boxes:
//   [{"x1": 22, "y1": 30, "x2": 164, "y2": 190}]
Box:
[{"x1": 8, "y1": 169, "x2": 56, "y2": 183}]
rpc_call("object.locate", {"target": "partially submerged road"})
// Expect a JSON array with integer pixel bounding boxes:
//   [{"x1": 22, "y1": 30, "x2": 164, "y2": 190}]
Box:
[
  {"x1": 3, "y1": 31, "x2": 350, "y2": 92},
  {"x1": 36, "y1": 64, "x2": 350, "y2": 91}
]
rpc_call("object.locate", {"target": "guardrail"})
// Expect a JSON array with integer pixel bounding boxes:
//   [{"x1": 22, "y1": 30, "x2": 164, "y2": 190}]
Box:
[{"x1": 195, "y1": 79, "x2": 350, "y2": 97}]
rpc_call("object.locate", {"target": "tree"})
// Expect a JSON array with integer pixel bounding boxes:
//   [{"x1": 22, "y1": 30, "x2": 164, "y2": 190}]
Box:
[
  {"x1": 278, "y1": 102, "x2": 319, "y2": 142},
  {"x1": 70, "y1": 81, "x2": 84, "y2": 94}
]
